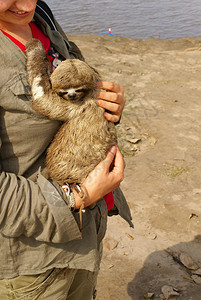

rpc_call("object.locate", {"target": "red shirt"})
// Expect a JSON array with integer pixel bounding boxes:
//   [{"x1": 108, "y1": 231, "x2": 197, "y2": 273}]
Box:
[{"x1": 0, "y1": 22, "x2": 54, "y2": 65}]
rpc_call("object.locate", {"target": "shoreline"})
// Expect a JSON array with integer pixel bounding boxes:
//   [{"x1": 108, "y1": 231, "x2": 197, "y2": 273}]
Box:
[{"x1": 68, "y1": 33, "x2": 201, "y2": 59}]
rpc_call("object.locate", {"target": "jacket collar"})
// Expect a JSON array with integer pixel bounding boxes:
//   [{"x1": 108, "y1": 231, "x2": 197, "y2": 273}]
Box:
[{"x1": 33, "y1": 12, "x2": 70, "y2": 59}]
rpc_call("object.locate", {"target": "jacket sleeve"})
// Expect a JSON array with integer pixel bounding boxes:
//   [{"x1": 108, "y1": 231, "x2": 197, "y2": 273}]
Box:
[
  {"x1": 0, "y1": 145, "x2": 81, "y2": 243},
  {"x1": 53, "y1": 18, "x2": 85, "y2": 61}
]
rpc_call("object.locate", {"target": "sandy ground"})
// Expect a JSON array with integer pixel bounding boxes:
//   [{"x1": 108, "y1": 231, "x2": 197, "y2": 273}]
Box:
[{"x1": 69, "y1": 34, "x2": 201, "y2": 300}]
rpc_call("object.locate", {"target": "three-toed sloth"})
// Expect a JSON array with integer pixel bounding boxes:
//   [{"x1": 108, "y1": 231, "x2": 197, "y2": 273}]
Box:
[{"x1": 25, "y1": 38, "x2": 117, "y2": 186}]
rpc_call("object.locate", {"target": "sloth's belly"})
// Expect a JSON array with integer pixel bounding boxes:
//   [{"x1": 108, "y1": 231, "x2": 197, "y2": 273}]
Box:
[{"x1": 45, "y1": 119, "x2": 117, "y2": 185}]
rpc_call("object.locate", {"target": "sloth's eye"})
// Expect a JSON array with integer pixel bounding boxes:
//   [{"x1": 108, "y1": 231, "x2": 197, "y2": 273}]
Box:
[
  {"x1": 58, "y1": 92, "x2": 67, "y2": 97},
  {"x1": 76, "y1": 88, "x2": 87, "y2": 93}
]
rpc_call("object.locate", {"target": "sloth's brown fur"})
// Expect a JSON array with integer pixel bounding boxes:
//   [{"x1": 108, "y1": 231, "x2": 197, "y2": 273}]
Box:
[{"x1": 26, "y1": 38, "x2": 117, "y2": 186}]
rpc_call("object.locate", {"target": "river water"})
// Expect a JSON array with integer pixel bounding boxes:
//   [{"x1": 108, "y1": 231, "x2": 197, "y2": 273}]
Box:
[{"x1": 46, "y1": 0, "x2": 201, "y2": 39}]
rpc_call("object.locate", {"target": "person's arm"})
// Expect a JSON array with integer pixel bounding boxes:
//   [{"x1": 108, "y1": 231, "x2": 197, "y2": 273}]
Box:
[
  {"x1": 97, "y1": 81, "x2": 126, "y2": 123},
  {"x1": 0, "y1": 137, "x2": 82, "y2": 244},
  {"x1": 0, "y1": 141, "x2": 124, "y2": 243}
]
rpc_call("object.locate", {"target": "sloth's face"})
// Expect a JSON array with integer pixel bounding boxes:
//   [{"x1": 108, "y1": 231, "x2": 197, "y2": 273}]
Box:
[{"x1": 57, "y1": 87, "x2": 88, "y2": 102}]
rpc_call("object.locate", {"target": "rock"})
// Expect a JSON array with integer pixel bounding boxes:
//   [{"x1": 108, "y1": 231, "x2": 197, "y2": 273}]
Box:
[
  {"x1": 191, "y1": 275, "x2": 201, "y2": 284},
  {"x1": 103, "y1": 237, "x2": 118, "y2": 250},
  {"x1": 179, "y1": 252, "x2": 198, "y2": 270},
  {"x1": 161, "y1": 285, "x2": 180, "y2": 299},
  {"x1": 192, "y1": 268, "x2": 201, "y2": 275},
  {"x1": 127, "y1": 138, "x2": 141, "y2": 144},
  {"x1": 146, "y1": 232, "x2": 157, "y2": 240}
]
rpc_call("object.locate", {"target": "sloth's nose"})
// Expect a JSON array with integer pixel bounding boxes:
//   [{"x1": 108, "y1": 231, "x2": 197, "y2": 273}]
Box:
[{"x1": 68, "y1": 92, "x2": 77, "y2": 100}]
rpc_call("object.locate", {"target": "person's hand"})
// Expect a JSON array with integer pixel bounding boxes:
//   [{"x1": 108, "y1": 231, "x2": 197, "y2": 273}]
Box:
[
  {"x1": 73, "y1": 145, "x2": 124, "y2": 209},
  {"x1": 97, "y1": 81, "x2": 125, "y2": 123}
]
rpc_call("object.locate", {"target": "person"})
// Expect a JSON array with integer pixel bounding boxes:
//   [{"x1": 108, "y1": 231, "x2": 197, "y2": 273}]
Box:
[{"x1": 0, "y1": 0, "x2": 133, "y2": 299}]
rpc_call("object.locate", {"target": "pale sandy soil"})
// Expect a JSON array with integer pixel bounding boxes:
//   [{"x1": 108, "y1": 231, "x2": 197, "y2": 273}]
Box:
[{"x1": 69, "y1": 34, "x2": 201, "y2": 300}]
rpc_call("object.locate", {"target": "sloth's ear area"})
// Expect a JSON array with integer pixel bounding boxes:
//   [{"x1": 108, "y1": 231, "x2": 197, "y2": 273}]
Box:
[{"x1": 85, "y1": 63, "x2": 102, "y2": 82}]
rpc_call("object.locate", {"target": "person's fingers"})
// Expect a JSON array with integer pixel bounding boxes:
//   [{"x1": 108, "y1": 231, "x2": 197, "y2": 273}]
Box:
[
  {"x1": 101, "y1": 145, "x2": 117, "y2": 171},
  {"x1": 97, "y1": 83, "x2": 125, "y2": 123},
  {"x1": 97, "y1": 98, "x2": 120, "y2": 113},
  {"x1": 98, "y1": 91, "x2": 121, "y2": 103},
  {"x1": 97, "y1": 81, "x2": 123, "y2": 94},
  {"x1": 103, "y1": 112, "x2": 120, "y2": 123},
  {"x1": 112, "y1": 146, "x2": 125, "y2": 174}
]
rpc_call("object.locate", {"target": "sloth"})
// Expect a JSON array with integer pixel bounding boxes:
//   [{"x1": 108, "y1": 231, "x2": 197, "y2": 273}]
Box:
[{"x1": 25, "y1": 38, "x2": 117, "y2": 186}]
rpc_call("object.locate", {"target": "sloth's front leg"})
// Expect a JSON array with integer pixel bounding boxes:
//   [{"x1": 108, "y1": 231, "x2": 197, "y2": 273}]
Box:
[
  {"x1": 25, "y1": 39, "x2": 68, "y2": 121},
  {"x1": 26, "y1": 38, "x2": 52, "y2": 93},
  {"x1": 25, "y1": 38, "x2": 53, "y2": 116}
]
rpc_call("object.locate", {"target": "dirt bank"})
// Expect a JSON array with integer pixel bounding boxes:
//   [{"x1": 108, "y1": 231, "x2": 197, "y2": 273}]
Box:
[{"x1": 69, "y1": 34, "x2": 201, "y2": 300}]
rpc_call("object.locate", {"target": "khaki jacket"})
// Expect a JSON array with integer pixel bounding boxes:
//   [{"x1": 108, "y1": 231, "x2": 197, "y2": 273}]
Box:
[{"x1": 0, "y1": 11, "x2": 133, "y2": 279}]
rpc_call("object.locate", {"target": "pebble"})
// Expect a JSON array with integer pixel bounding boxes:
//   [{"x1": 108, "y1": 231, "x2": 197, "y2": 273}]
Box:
[
  {"x1": 146, "y1": 232, "x2": 157, "y2": 240},
  {"x1": 161, "y1": 285, "x2": 180, "y2": 299},
  {"x1": 179, "y1": 252, "x2": 198, "y2": 270},
  {"x1": 192, "y1": 268, "x2": 201, "y2": 275},
  {"x1": 103, "y1": 237, "x2": 118, "y2": 250},
  {"x1": 191, "y1": 275, "x2": 201, "y2": 284}
]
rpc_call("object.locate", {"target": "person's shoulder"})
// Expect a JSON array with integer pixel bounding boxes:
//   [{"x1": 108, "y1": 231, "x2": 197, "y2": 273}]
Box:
[
  {"x1": 35, "y1": 1, "x2": 85, "y2": 61},
  {"x1": 35, "y1": 1, "x2": 56, "y2": 31}
]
